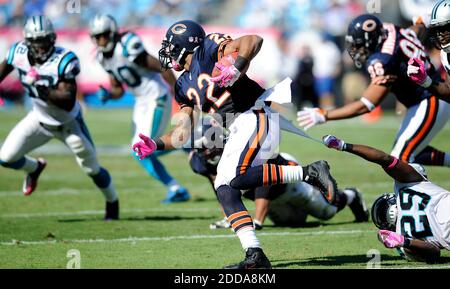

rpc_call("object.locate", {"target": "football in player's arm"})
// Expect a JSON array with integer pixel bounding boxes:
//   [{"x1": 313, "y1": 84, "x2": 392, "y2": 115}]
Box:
[{"x1": 323, "y1": 135, "x2": 443, "y2": 263}]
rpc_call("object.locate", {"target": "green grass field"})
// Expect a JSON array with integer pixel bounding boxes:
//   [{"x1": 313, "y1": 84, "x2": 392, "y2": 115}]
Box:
[{"x1": 1, "y1": 108, "x2": 449, "y2": 269}]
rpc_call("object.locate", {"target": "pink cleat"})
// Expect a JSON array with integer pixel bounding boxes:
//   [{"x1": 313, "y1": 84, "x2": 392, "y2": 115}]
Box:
[{"x1": 23, "y1": 158, "x2": 47, "y2": 196}]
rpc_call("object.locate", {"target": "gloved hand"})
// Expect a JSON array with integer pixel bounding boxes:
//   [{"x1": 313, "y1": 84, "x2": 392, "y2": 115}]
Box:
[
  {"x1": 210, "y1": 57, "x2": 241, "y2": 87},
  {"x1": 378, "y1": 230, "x2": 405, "y2": 249},
  {"x1": 96, "y1": 85, "x2": 111, "y2": 104},
  {"x1": 132, "y1": 133, "x2": 157, "y2": 160},
  {"x1": 407, "y1": 58, "x2": 432, "y2": 88},
  {"x1": 24, "y1": 68, "x2": 40, "y2": 86},
  {"x1": 322, "y1": 135, "x2": 345, "y2": 151},
  {"x1": 297, "y1": 108, "x2": 327, "y2": 130}
]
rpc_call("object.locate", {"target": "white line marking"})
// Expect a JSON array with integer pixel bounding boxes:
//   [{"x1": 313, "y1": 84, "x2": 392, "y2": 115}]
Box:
[
  {"x1": 0, "y1": 207, "x2": 219, "y2": 218},
  {"x1": 0, "y1": 230, "x2": 373, "y2": 246}
]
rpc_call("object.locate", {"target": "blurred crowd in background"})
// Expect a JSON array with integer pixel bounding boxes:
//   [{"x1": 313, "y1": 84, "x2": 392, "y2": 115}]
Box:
[{"x1": 0, "y1": 0, "x2": 441, "y2": 113}]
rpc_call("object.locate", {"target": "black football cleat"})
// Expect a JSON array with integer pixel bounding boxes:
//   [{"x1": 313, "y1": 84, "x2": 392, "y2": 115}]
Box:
[
  {"x1": 23, "y1": 158, "x2": 47, "y2": 196},
  {"x1": 303, "y1": 160, "x2": 338, "y2": 204},
  {"x1": 224, "y1": 248, "x2": 272, "y2": 269},
  {"x1": 346, "y1": 188, "x2": 369, "y2": 222},
  {"x1": 104, "y1": 200, "x2": 119, "y2": 221}
]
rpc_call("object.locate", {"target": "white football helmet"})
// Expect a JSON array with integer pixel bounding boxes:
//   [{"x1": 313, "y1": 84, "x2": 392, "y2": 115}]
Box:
[
  {"x1": 430, "y1": 0, "x2": 450, "y2": 53},
  {"x1": 89, "y1": 14, "x2": 118, "y2": 53},
  {"x1": 23, "y1": 15, "x2": 56, "y2": 63}
]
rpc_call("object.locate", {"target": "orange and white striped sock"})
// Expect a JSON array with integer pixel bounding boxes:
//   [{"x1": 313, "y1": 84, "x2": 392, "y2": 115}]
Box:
[{"x1": 227, "y1": 210, "x2": 260, "y2": 250}]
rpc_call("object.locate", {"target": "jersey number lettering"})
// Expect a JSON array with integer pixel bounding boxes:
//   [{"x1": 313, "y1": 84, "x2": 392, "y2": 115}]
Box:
[{"x1": 399, "y1": 189, "x2": 433, "y2": 239}]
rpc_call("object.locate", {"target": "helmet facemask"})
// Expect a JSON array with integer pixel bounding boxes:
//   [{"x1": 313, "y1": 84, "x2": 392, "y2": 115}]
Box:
[
  {"x1": 91, "y1": 30, "x2": 116, "y2": 53},
  {"x1": 431, "y1": 24, "x2": 450, "y2": 53},
  {"x1": 159, "y1": 38, "x2": 187, "y2": 71},
  {"x1": 371, "y1": 194, "x2": 397, "y2": 231},
  {"x1": 25, "y1": 34, "x2": 56, "y2": 64},
  {"x1": 346, "y1": 40, "x2": 369, "y2": 69}
]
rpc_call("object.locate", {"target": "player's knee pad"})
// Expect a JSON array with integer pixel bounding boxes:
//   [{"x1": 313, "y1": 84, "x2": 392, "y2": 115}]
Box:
[
  {"x1": 66, "y1": 135, "x2": 100, "y2": 175},
  {"x1": 90, "y1": 167, "x2": 112, "y2": 189},
  {"x1": 216, "y1": 185, "x2": 246, "y2": 215}
]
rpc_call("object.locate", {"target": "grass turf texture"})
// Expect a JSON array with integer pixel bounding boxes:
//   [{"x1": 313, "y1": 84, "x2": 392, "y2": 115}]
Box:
[{"x1": 1, "y1": 108, "x2": 450, "y2": 269}]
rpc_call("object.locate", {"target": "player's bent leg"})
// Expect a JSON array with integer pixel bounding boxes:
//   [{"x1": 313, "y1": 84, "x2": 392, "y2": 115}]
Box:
[
  {"x1": 392, "y1": 97, "x2": 450, "y2": 165},
  {"x1": 63, "y1": 117, "x2": 119, "y2": 220},
  {"x1": 414, "y1": 146, "x2": 450, "y2": 166},
  {"x1": 216, "y1": 185, "x2": 271, "y2": 269},
  {"x1": 0, "y1": 112, "x2": 52, "y2": 195}
]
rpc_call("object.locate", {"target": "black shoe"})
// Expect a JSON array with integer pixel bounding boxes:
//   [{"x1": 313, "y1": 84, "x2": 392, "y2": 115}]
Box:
[
  {"x1": 105, "y1": 200, "x2": 119, "y2": 221},
  {"x1": 304, "y1": 160, "x2": 338, "y2": 204},
  {"x1": 346, "y1": 188, "x2": 369, "y2": 222},
  {"x1": 23, "y1": 158, "x2": 47, "y2": 196},
  {"x1": 224, "y1": 248, "x2": 272, "y2": 269}
]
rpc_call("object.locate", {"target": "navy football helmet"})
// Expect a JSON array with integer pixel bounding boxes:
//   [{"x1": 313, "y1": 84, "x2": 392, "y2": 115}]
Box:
[
  {"x1": 159, "y1": 20, "x2": 206, "y2": 71},
  {"x1": 371, "y1": 193, "x2": 397, "y2": 231},
  {"x1": 346, "y1": 14, "x2": 385, "y2": 68}
]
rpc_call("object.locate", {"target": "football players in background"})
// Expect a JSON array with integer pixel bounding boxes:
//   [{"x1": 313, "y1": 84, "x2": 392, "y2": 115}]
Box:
[
  {"x1": 298, "y1": 14, "x2": 450, "y2": 168},
  {"x1": 0, "y1": 16, "x2": 120, "y2": 220},
  {"x1": 133, "y1": 20, "x2": 339, "y2": 269},
  {"x1": 89, "y1": 14, "x2": 190, "y2": 203},
  {"x1": 407, "y1": 0, "x2": 450, "y2": 103},
  {"x1": 323, "y1": 134, "x2": 450, "y2": 263}
]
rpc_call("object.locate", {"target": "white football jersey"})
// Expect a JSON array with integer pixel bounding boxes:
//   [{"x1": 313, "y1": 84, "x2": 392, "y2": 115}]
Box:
[
  {"x1": 96, "y1": 32, "x2": 168, "y2": 99},
  {"x1": 6, "y1": 41, "x2": 81, "y2": 125},
  {"x1": 440, "y1": 49, "x2": 450, "y2": 75},
  {"x1": 394, "y1": 180, "x2": 450, "y2": 250}
]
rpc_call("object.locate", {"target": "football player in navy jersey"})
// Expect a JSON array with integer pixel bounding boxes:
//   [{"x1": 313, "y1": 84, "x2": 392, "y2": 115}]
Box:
[
  {"x1": 298, "y1": 14, "x2": 450, "y2": 168},
  {"x1": 133, "y1": 20, "x2": 339, "y2": 269}
]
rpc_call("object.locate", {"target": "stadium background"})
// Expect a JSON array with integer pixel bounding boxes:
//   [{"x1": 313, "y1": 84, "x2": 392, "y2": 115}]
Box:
[{"x1": 1, "y1": 0, "x2": 450, "y2": 269}]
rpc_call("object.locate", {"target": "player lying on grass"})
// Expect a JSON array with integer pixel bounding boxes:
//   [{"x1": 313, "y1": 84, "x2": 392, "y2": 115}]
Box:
[
  {"x1": 323, "y1": 135, "x2": 450, "y2": 263},
  {"x1": 0, "y1": 16, "x2": 119, "y2": 220},
  {"x1": 133, "y1": 19, "x2": 338, "y2": 269},
  {"x1": 89, "y1": 14, "x2": 190, "y2": 203},
  {"x1": 298, "y1": 14, "x2": 450, "y2": 168},
  {"x1": 188, "y1": 123, "x2": 368, "y2": 229}
]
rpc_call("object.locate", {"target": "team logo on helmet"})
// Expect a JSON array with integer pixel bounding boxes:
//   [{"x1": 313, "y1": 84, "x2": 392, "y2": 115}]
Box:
[
  {"x1": 171, "y1": 23, "x2": 187, "y2": 35},
  {"x1": 362, "y1": 19, "x2": 377, "y2": 32}
]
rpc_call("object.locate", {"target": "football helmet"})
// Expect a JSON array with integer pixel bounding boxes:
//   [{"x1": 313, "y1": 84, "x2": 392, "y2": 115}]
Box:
[
  {"x1": 345, "y1": 14, "x2": 385, "y2": 68},
  {"x1": 429, "y1": 0, "x2": 450, "y2": 53},
  {"x1": 23, "y1": 15, "x2": 56, "y2": 64},
  {"x1": 371, "y1": 193, "x2": 397, "y2": 231},
  {"x1": 159, "y1": 20, "x2": 206, "y2": 71},
  {"x1": 89, "y1": 14, "x2": 119, "y2": 53}
]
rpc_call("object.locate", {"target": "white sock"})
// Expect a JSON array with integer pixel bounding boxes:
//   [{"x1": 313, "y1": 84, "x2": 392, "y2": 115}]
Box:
[
  {"x1": 343, "y1": 189, "x2": 356, "y2": 205},
  {"x1": 22, "y1": 157, "x2": 39, "y2": 173},
  {"x1": 167, "y1": 180, "x2": 180, "y2": 190},
  {"x1": 237, "y1": 228, "x2": 261, "y2": 251},
  {"x1": 444, "y1": 154, "x2": 450, "y2": 167},
  {"x1": 101, "y1": 184, "x2": 118, "y2": 203},
  {"x1": 281, "y1": 165, "x2": 303, "y2": 183}
]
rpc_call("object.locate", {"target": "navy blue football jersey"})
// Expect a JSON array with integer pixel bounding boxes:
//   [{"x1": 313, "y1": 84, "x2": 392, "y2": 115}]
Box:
[
  {"x1": 366, "y1": 24, "x2": 440, "y2": 108},
  {"x1": 175, "y1": 33, "x2": 265, "y2": 125}
]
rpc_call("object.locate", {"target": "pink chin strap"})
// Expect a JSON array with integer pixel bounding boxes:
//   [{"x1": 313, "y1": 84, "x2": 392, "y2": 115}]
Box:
[{"x1": 171, "y1": 59, "x2": 183, "y2": 71}]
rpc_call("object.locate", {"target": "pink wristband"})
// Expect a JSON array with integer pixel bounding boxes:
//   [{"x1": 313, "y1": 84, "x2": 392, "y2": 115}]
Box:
[{"x1": 387, "y1": 157, "x2": 399, "y2": 170}]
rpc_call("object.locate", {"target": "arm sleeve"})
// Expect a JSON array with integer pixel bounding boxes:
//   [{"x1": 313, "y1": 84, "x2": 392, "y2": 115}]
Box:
[
  {"x1": 5, "y1": 42, "x2": 19, "y2": 65},
  {"x1": 58, "y1": 52, "x2": 80, "y2": 80}
]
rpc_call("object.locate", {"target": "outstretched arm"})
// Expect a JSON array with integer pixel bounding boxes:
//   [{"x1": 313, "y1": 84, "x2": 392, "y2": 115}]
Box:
[
  {"x1": 133, "y1": 106, "x2": 195, "y2": 159},
  {"x1": 297, "y1": 83, "x2": 390, "y2": 130},
  {"x1": 322, "y1": 135, "x2": 425, "y2": 183},
  {"x1": 134, "y1": 51, "x2": 177, "y2": 89}
]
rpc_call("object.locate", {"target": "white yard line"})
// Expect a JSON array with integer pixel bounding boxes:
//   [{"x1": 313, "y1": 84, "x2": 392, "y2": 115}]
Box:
[
  {"x1": 0, "y1": 207, "x2": 219, "y2": 218},
  {"x1": 0, "y1": 229, "x2": 373, "y2": 246}
]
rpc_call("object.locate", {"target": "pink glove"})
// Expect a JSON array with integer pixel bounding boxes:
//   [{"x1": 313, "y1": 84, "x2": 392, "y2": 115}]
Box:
[
  {"x1": 24, "y1": 68, "x2": 40, "y2": 85},
  {"x1": 210, "y1": 61, "x2": 241, "y2": 88},
  {"x1": 378, "y1": 230, "x2": 405, "y2": 248},
  {"x1": 322, "y1": 135, "x2": 345, "y2": 151},
  {"x1": 132, "y1": 133, "x2": 157, "y2": 160},
  {"x1": 407, "y1": 58, "x2": 431, "y2": 88}
]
